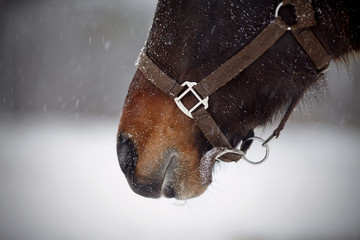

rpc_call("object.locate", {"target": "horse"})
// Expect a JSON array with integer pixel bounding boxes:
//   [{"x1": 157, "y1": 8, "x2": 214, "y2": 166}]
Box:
[{"x1": 117, "y1": 0, "x2": 360, "y2": 200}]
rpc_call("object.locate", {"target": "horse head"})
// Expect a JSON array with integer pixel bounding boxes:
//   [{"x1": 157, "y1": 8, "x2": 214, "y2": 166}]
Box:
[{"x1": 117, "y1": 0, "x2": 360, "y2": 199}]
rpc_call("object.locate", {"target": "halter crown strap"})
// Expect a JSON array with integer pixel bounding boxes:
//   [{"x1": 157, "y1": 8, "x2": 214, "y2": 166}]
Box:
[
  {"x1": 194, "y1": 18, "x2": 288, "y2": 98},
  {"x1": 291, "y1": 24, "x2": 330, "y2": 71}
]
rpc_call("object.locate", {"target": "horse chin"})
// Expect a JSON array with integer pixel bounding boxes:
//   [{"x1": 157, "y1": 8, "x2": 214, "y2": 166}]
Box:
[
  {"x1": 122, "y1": 149, "x2": 210, "y2": 200},
  {"x1": 119, "y1": 140, "x2": 211, "y2": 200}
]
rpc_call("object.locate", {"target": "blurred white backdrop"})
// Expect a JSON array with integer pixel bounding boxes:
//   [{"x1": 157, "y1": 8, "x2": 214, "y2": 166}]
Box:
[{"x1": 1, "y1": 1, "x2": 360, "y2": 239}]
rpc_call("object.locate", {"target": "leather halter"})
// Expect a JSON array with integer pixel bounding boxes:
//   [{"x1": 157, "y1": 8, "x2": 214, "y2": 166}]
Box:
[{"x1": 137, "y1": 0, "x2": 330, "y2": 162}]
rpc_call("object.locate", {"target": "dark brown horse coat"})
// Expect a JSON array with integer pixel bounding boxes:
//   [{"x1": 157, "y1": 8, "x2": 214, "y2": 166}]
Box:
[{"x1": 118, "y1": 0, "x2": 360, "y2": 199}]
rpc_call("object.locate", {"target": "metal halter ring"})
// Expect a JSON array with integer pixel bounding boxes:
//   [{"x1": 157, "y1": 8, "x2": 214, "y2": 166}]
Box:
[
  {"x1": 275, "y1": 2, "x2": 291, "y2": 31},
  {"x1": 275, "y1": 2, "x2": 283, "y2": 18},
  {"x1": 241, "y1": 137, "x2": 270, "y2": 164}
]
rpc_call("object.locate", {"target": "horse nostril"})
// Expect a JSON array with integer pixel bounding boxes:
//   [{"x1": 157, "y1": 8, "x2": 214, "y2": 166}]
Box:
[{"x1": 117, "y1": 133, "x2": 137, "y2": 174}]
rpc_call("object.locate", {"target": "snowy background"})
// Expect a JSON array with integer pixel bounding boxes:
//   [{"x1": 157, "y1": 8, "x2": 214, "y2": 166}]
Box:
[{"x1": 1, "y1": 0, "x2": 360, "y2": 239}]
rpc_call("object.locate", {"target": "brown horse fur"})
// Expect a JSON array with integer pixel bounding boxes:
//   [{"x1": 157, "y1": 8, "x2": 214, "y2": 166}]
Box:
[{"x1": 118, "y1": 0, "x2": 360, "y2": 200}]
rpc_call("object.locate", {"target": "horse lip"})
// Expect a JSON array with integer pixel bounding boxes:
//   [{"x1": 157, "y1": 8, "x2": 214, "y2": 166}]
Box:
[
  {"x1": 125, "y1": 149, "x2": 180, "y2": 199},
  {"x1": 160, "y1": 150, "x2": 179, "y2": 198}
]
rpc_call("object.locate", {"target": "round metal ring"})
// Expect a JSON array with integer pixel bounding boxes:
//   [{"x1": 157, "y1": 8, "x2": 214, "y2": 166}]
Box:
[
  {"x1": 275, "y1": 2, "x2": 283, "y2": 18},
  {"x1": 241, "y1": 137, "x2": 270, "y2": 164}
]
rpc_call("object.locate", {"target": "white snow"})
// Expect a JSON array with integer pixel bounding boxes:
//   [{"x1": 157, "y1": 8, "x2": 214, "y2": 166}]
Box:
[{"x1": 1, "y1": 113, "x2": 359, "y2": 240}]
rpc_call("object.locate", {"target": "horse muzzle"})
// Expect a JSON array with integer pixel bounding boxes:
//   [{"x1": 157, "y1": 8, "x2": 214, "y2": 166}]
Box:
[{"x1": 117, "y1": 133, "x2": 189, "y2": 199}]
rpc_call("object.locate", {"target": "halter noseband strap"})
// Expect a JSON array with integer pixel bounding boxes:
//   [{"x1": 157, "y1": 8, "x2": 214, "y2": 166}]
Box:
[{"x1": 137, "y1": 0, "x2": 330, "y2": 162}]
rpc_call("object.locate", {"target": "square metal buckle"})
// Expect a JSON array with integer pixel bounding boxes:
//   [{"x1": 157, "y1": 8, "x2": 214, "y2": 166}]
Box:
[{"x1": 174, "y1": 81, "x2": 209, "y2": 119}]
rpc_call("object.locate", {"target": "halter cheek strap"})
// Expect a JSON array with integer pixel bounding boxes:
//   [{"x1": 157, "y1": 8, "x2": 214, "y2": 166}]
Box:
[{"x1": 137, "y1": 0, "x2": 330, "y2": 163}]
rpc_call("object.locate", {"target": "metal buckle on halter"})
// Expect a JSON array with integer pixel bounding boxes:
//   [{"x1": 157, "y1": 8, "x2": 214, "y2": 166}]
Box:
[{"x1": 174, "y1": 81, "x2": 209, "y2": 119}]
